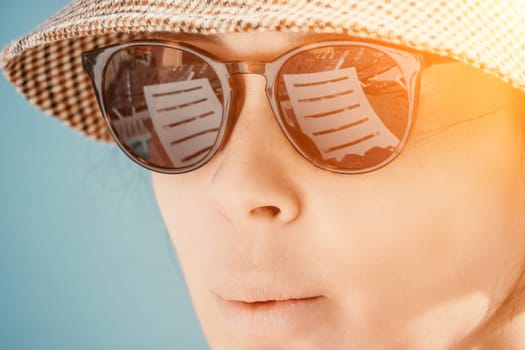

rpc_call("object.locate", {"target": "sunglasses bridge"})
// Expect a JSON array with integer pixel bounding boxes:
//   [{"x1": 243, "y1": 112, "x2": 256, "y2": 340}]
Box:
[{"x1": 226, "y1": 62, "x2": 268, "y2": 75}]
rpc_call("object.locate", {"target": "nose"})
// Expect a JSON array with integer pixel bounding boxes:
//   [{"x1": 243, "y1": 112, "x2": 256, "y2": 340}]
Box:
[{"x1": 208, "y1": 74, "x2": 303, "y2": 225}]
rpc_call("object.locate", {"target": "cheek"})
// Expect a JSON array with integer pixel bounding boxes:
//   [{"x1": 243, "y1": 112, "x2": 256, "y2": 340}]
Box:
[
  {"x1": 151, "y1": 170, "x2": 238, "y2": 290},
  {"x1": 151, "y1": 171, "x2": 219, "y2": 260},
  {"x1": 312, "y1": 108, "x2": 524, "y2": 316}
]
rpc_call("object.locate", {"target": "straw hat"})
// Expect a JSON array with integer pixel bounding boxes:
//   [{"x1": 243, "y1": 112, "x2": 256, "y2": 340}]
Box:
[{"x1": 1, "y1": 0, "x2": 524, "y2": 142}]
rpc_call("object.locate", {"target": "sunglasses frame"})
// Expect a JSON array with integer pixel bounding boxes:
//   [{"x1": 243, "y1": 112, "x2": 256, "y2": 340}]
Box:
[{"x1": 83, "y1": 39, "x2": 437, "y2": 174}]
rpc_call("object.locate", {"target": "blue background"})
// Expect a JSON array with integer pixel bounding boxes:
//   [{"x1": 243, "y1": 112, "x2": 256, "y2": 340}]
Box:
[{"x1": 0, "y1": 1, "x2": 209, "y2": 349}]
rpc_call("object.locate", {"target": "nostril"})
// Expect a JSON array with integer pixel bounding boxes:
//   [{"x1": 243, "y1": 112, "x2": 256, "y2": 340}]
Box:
[{"x1": 249, "y1": 206, "x2": 281, "y2": 218}]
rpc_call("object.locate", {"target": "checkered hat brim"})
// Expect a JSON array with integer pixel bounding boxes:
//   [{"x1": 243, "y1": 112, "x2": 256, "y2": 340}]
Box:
[{"x1": 1, "y1": 0, "x2": 524, "y2": 142}]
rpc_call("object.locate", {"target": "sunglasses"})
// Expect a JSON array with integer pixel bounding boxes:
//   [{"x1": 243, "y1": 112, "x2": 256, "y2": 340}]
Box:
[{"x1": 82, "y1": 39, "x2": 449, "y2": 174}]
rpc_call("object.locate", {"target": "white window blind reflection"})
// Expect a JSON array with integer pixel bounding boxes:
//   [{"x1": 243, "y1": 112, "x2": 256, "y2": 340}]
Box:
[
  {"x1": 144, "y1": 79, "x2": 223, "y2": 167},
  {"x1": 283, "y1": 67, "x2": 399, "y2": 162}
]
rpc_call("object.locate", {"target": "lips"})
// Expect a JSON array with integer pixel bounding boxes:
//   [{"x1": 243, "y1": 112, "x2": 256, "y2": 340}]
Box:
[
  {"x1": 227, "y1": 296, "x2": 323, "y2": 314},
  {"x1": 212, "y1": 279, "x2": 325, "y2": 334},
  {"x1": 235, "y1": 296, "x2": 320, "y2": 305},
  {"x1": 215, "y1": 287, "x2": 322, "y2": 304},
  {"x1": 216, "y1": 294, "x2": 325, "y2": 334}
]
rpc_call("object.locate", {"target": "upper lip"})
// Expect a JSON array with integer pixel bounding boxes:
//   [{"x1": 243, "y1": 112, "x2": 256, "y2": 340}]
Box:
[{"x1": 211, "y1": 277, "x2": 323, "y2": 303}]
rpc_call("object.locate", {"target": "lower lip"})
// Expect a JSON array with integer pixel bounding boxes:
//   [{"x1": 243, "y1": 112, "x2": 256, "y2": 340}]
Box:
[{"x1": 217, "y1": 296, "x2": 325, "y2": 334}]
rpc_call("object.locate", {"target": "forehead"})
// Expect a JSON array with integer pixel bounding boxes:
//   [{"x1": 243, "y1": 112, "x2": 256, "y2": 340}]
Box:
[{"x1": 159, "y1": 32, "x2": 356, "y2": 60}]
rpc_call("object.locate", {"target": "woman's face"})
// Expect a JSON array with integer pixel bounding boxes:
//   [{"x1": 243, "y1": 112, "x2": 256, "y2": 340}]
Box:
[{"x1": 151, "y1": 32, "x2": 525, "y2": 349}]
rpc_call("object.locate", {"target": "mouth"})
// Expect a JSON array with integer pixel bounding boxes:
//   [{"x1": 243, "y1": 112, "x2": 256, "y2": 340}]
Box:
[
  {"x1": 215, "y1": 294, "x2": 325, "y2": 334},
  {"x1": 232, "y1": 296, "x2": 322, "y2": 308}
]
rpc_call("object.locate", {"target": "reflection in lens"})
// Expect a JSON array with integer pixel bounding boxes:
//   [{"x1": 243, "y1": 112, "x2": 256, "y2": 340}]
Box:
[
  {"x1": 103, "y1": 45, "x2": 224, "y2": 170},
  {"x1": 277, "y1": 45, "x2": 411, "y2": 171}
]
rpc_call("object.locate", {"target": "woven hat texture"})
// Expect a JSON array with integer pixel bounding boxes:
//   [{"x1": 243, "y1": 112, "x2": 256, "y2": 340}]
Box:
[{"x1": 1, "y1": 0, "x2": 524, "y2": 142}]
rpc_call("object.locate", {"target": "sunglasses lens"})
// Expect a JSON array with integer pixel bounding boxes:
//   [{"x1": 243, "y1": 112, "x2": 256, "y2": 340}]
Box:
[
  {"x1": 102, "y1": 45, "x2": 225, "y2": 171},
  {"x1": 276, "y1": 45, "x2": 412, "y2": 172}
]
